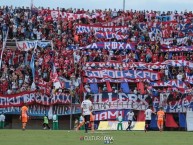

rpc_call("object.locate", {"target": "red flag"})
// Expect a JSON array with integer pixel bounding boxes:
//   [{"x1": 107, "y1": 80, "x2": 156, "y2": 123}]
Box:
[{"x1": 106, "y1": 81, "x2": 112, "y2": 92}]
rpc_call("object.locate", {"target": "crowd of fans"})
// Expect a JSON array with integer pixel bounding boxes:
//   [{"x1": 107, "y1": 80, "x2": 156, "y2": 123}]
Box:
[{"x1": 0, "y1": 5, "x2": 193, "y2": 106}]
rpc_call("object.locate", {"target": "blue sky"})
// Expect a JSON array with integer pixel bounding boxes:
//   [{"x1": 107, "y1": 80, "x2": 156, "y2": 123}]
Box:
[{"x1": 0, "y1": 0, "x2": 192, "y2": 11}]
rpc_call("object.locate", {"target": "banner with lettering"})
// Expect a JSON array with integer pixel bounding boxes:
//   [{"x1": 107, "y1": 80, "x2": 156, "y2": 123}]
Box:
[
  {"x1": 16, "y1": 41, "x2": 51, "y2": 51},
  {"x1": 84, "y1": 69, "x2": 160, "y2": 80},
  {"x1": 94, "y1": 109, "x2": 127, "y2": 121},
  {"x1": 95, "y1": 31, "x2": 128, "y2": 40},
  {"x1": 165, "y1": 60, "x2": 193, "y2": 68},
  {"x1": 50, "y1": 10, "x2": 105, "y2": 20},
  {"x1": 161, "y1": 45, "x2": 193, "y2": 52},
  {"x1": 139, "y1": 21, "x2": 191, "y2": 33},
  {"x1": 0, "y1": 104, "x2": 81, "y2": 116},
  {"x1": 80, "y1": 42, "x2": 135, "y2": 50},
  {"x1": 139, "y1": 21, "x2": 193, "y2": 43},
  {"x1": 75, "y1": 24, "x2": 128, "y2": 34},
  {"x1": 107, "y1": 60, "x2": 193, "y2": 69},
  {"x1": 161, "y1": 37, "x2": 193, "y2": 45},
  {"x1": 83, "y1": 78, "x2": 150, "y2": 83},
  {"x1": 85, "y1": 62, "x2": 166, "y2": 70},
  {"x1": 0, "y1": 91, "x2": 72, "y2": 108},
  {"x1": 150, "y1": 80, "x2": 187, "y2": 89},
  {"x1": 91, "y1": 93, "x2": 193, "y2": 113}
]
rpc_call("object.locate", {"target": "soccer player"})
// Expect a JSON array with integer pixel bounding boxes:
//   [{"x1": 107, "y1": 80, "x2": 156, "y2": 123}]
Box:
[
  {"x1": 20, "y1": 104, "x2": 29, "y2": 130},
  {"x1": 126, "y1": 110, "x2": 135, "y2": 131},
  {"x1": 157, "y1": 107, "x2": 165, "y2": 132},
  {"x1": 81, "y1": 94, "x2": 93, "y2": 133},
  {"x1": 144, "y1": 106, "x2": 155, "y2": 132},
  {"x1": 43, "y1": 114, "x2": 51, "y2": 130}
]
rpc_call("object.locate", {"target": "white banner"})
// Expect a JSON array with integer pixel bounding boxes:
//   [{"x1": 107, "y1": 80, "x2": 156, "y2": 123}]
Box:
[
  {"x1": 16, "y1": 41, "x2": 51, "y2": 51},
  {"x1": 186, "y1": 111, "x2": 193, "y2": 131}
]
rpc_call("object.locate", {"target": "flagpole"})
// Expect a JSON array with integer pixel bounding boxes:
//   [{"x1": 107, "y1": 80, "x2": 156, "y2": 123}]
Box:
[
  {"x1": 31, "y1": 0, "x2": 34, "y2": 10},
  {"x1": 0, "y1": 28, "x2": 9, "y2": 69},
  {"x1": 123, "y1": 0, "x2": 125, "y2": 11},
  {"x1": 69, "y1": 84, "x2": 74, "y2": 130}
]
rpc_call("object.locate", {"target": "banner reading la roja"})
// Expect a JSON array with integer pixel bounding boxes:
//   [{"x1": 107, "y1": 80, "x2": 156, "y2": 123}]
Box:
[{"x1": 79, "y1": 42, "x2": 136, "y2": 50}]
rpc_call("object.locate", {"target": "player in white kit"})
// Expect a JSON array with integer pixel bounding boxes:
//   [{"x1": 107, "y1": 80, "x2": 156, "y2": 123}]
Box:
[
  {"x1": 81, "y1": 94, "x2": 93, "y2": 133},
  {"x1": 144, "y1": 106, "x2": 155, "y2": 132}
]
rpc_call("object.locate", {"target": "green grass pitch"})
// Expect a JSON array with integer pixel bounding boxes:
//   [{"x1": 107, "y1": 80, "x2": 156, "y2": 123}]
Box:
[{"x1": 0, "y1": 130, "x2": 192, "y2": 145}]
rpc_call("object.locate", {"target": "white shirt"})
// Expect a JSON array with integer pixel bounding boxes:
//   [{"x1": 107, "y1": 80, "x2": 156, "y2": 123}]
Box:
[
  {"x1": 177, "y1": 74, "x2": 183, "y2": 81},
  {"x1": 36, "y1": 31, "x2": 42, "y2": 40},
  {"x1": 81, "y1": 99, "x2": 92, "y2": 115},
  {"x1": 25, "y1": 75, "x2": 29, "y2": 83},
  {"x1": 165, "y1": 69, "x2": 168, "y2": 75},
  {"x1": 53, "y1": 114, "x2": 58, "y2": 122},
  {"x1": 145, "y1": 109, "x2": 153, "y2": 120},
  {"x1": 127, "y1": 112, "x2": 134, "y2": 121},
  {"x1": 117, "y1": 116, "x2": 123, "y2": 122},
  {"x1": 13, "y1": 25, "x2": 17, "y2": 33},
  {"x1": 0, "y1": 114, "x2": 5, "y2": 121}
]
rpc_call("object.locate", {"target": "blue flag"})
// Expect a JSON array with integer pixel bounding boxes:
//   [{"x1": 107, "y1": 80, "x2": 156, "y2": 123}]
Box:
[
  {"x1": 120, "y1": 82, "x2": 130, "y2": 93},
  {"x1": 90, "y1": 83, "x2": 99, "y2": 94}
]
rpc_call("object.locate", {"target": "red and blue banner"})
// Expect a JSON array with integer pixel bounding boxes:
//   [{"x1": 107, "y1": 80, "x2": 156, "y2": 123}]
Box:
[
  {"x1": 50, "y1": 10, "x2": 104, "y2": 20},
  {"x1": 0, "y1": 104, "x2": 81, "y2": 116},
  {"x1": 95, "y1": 31, "x2": 128, "y2": 40},
  {"x1": 80, "y1": 42, "x2": 136, "y2": 50},
  {"x1": 90, "y1": 93, "x2": 193, "y2": 113},
  {"x1": 161, "y1": 45, "x2": 193, "y2": 52},
  {"x1": 150, "y1": 80, "x2": 187, "y2": 89},
  {"x1": 84, "y1": 69, "x2": 160, "y2": 80},
  {"x1": 0, "y1": 91, "x2": 72, "y2": 108},
  {"x1": 75, "y1": 24, "x2": 128, "y2": 34}
]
